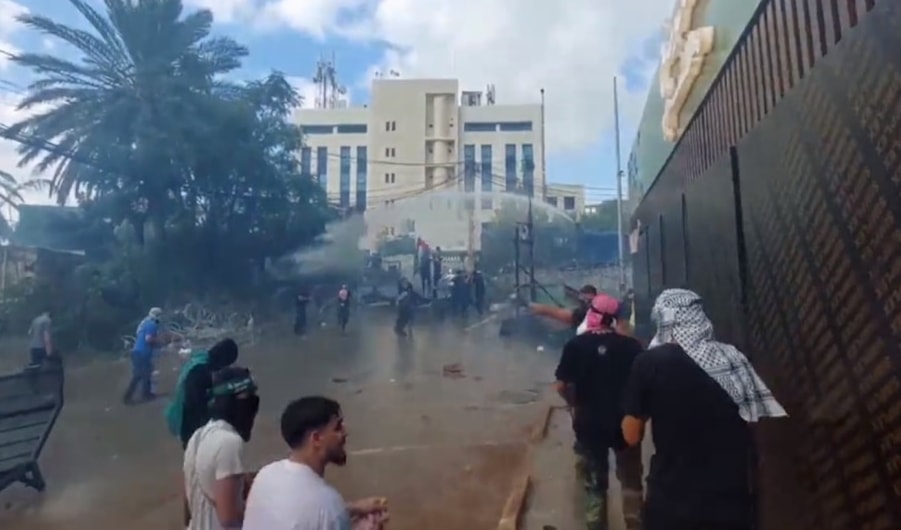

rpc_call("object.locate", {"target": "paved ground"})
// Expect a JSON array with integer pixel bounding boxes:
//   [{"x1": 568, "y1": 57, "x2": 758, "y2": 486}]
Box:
[
  {"x1": 521, "y1": 408, "x2": 654, "y2": 530},
  {"x1": 0, "y1": 310, "x2": 563, "y2": 530}
]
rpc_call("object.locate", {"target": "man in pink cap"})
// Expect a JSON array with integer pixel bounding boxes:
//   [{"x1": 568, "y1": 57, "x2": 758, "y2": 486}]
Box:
[{"x1": 554, "y1": 293, "x2": 644, "y2": 530}]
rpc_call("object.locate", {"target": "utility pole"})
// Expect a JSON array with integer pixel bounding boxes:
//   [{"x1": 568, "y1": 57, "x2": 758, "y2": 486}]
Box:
[{"x1": 613, "y1": 77, "x2": 626, "y2": 293}]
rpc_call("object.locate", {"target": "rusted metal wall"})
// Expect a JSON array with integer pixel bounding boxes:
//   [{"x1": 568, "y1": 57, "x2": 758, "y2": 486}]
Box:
[{"x1": 633, "y1": 0, "x2": 901, "y2": 528}]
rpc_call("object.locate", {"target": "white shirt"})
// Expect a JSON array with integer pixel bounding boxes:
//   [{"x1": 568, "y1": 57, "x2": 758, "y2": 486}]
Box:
[
  {"x1": 184, "y1": 420, "x2": 247, "y2": 530},
  {"x1": 243, "y1": 459, "x2": 351, "y2": 530}
]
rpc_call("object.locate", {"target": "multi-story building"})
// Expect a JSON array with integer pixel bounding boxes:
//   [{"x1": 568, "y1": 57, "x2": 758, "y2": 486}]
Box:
[
  {"x1": 544, "y1": 183, "x2": 585, "y2": 220},
  {"x1": 293, "y1": 78, "x2": 545, "y2": 252}
]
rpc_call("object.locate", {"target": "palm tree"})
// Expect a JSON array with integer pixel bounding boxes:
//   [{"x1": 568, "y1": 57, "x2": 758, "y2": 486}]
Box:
[
  {"x1": 0, "y1": 171, "x2": 48, "y2": 238},
  {"x1": 3, "y1": 0, "x2": 248, "y2": 225}
]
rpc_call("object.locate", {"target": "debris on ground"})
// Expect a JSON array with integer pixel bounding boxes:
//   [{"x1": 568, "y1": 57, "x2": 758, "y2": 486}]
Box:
[
  {"x1": 331, "y1": 377, "x2": 348, "y2": 383},
  {"x1": 442, "y1": 363, "x2": 465, "y2": 378}
]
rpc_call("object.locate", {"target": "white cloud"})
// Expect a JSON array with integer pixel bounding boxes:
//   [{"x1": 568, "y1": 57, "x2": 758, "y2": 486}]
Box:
[
  {"x1": 0, "y1": 1, "x2": 51, "y2": 207},
  {"x1": 213, "y1": 0, "x2": 673, "y2": 156},
  {"x1": 183, "y1": 0, "x2": 260, "y2": 25},
  {"x1": 183, "y1": 0, "x2": 675, "y2": 154},
  {"x1": 286, "y1": 76, "x2": 322, "y2": 109}
]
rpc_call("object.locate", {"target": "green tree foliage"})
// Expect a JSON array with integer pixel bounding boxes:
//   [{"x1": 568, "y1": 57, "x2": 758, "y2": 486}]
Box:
[
  {"x1": 479, "y1": 198, "x2": 579, "y2": 274},
  {"x1": 0, "y1": 0, "x2": 331, "y2": 351}
]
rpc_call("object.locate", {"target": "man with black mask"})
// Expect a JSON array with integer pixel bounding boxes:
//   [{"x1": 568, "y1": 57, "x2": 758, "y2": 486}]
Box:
[
  {"x1": 184, "y1": 366, "x2": 260, "y2": 530},
  {"x1": 178, "y1": 338, "x2": 240, "y2": 448},
  {"x1": 530, "y1": 284, "x2": 597, "y2": 330}
]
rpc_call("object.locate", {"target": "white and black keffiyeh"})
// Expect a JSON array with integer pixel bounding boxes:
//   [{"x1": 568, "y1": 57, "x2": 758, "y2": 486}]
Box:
[{"x1": 651, "y1": 288, "x2": 787, "y2": 423}]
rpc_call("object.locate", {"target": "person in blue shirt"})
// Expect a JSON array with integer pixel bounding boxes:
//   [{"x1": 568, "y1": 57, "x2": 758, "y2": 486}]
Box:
[{"x1": 123, "y1": 307, "x2": 163, "y2": 404}]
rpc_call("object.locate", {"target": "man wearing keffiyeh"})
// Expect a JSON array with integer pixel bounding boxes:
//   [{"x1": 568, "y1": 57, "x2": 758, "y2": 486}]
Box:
[{"x1": 622, "y1": 288, "x2": 787, "y2": 530}]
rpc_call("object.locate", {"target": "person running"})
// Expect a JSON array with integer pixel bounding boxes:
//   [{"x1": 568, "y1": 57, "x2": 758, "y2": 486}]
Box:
[
  {"x1": 337, "y1": 284, "x2": 351, "y2": 333},
  {"x1": 554, "y1": 294, "x2": 644, "y2": 530},
  {"x1": 243, "y1": 396, "x2": 388, "y2": 530},
  {"x1": 27, "y1": 308, "x2": 54, "y2": 367},
  {"x1": 621, "y1": 288, "x2": 787, "y2": 530},
  {"x1": 123, "y1": 307, "x2": 163, "y2": 405},
  {"x1": 183, "y1": 366, "x2": 260, "y2": 530}
]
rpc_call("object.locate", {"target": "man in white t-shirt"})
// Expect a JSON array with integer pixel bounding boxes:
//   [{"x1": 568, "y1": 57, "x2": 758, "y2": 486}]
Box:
[
  {"x1": 243, "y1": 396, "x2": 388, "y2": 530},
  {"x1": 184, "y1": 367, "x2": 260, "y2": 530}
]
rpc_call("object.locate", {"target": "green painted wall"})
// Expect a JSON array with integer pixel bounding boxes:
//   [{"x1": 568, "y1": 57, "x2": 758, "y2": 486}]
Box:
[{"x1": 627, "y1": 0, "x2": 764, "y2": 213}]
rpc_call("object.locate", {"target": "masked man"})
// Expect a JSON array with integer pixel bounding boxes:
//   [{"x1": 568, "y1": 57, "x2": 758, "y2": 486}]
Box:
[
  {"x1": 183, "y1": 366, "x2": 260, "y2": 530},
  {"x1": 622, "y1": 289, "x2": 787, "y2": 530}
]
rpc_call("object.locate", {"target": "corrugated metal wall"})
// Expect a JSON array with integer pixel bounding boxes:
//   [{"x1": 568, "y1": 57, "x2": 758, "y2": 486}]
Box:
[{"x1": 633, "y1": 0, "x2": 900, "y2": 528}]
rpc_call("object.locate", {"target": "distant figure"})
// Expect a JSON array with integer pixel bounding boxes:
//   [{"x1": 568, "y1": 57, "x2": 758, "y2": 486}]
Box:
[
  {"x1": 294, "y1": 290, "x2": 310, "y2": 336},
  {"x1": 451, "y1": 269, "x2": 469, "y2": 317},
  {"x1": 471, "y1": 269, "x2": 486, "y2": 315},
  {"x1": 337, "y1": 284, "x2": 351, "y2": 333},
  {"x1": 27, "y1": 308, "x2": 54, "y2": 367},
  {"x1": 395, "y1": 282, "x2": 415, "y2": 337},
  {"x1": 431, "y1": 247, "x2": 443, "y2": 297},
  {"x1": 123, "y1": 307, "x2": 162, "y2": 404},
  {"x1": 418, "y1": 240, "x2": 432, "y2": 295}
]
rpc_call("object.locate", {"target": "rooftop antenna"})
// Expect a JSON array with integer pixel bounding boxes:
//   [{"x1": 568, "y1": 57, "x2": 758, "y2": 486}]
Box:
[
  {"x1": 312, "y1": 52, "x2": 346, "y2": 108},
  {"x1": 486, "y1": 84, "x2": 496, "y2": 105}
]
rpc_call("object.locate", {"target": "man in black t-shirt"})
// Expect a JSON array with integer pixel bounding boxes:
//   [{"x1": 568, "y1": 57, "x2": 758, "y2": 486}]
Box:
[
  {"x1": 530, "y1": 284, "x2": 597, "y2": 330},
  {"x1": 555, "y1": 293, "x2": 644, "y2": 530},
  {"x1": 621, "y1": 288, "x2": 786, "y2": 530},
  {"x1": 621, "y1": 344, "x2": 753, "y2": 530}
]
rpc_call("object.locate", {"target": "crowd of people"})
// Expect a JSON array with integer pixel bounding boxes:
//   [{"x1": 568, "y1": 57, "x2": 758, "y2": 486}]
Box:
[{"x1": 21, "y1": 267, "x2": 787, "y2": 529}]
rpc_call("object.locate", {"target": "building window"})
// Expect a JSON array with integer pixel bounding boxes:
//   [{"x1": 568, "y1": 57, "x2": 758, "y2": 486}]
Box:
[
  {"x1": 316, "y1": 147, "x2": 327, "y2": 191},
  {"x1": 505, "y1": 144, "x2": 517, "y2": 192},
  {"x1": 480, "y1": 144, "x2": 492, "y2": 194},
  {"x1": 546, "y1": 197, "x2": 558, "y2": 207},
  {"x1": 384, "y1": 173, "x2": 397, "y2": 184},
  {"x1": 336, "y1": 124, "x2": 367, "y2": 133},
  {"x1": 482, "y1": 199, "x2": 493, "y2": 210},
  {"x1": 339, "y1": 146, "x2": 351, "y2": 208},
  {"x1": 390, "y1": 148, "x2": 395, "y2": 156},
  {"x1": 300, "y1": 147, "x2": 312, "y2": 181},
  {"x1": 498, "y1": 121, "x2": 532, "y2": 132},
  {"x1": 521, "y1": 144, "x2": 534, "y2": 197},
  {"x1": 463, "y1": 144, "x2": 476, "y2": 193},
  {"x1": 301, "y1": 125, "x2": 333, "y2": 134},
  {"x1": 385, "y1": 147, "x2": 391, "y2": 157},
  {"x1": 463, "y1": 122, "x2": 497, "y2": 132},
  {"x1": 391, "y1": 121, "x2": 396, "y2": 131},
  {"x1": 355, "y1": 146, "x2": 367, "y2": 212},
  {"x1": 385, "y1": 121, "x2": 391, "y2": 131},
  {"x1": 563, "y1": 196, "x2": 575, "y2": 210}
]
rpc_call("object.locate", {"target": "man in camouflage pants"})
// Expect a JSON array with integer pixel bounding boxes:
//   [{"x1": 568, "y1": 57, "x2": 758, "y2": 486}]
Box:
[{"x1": 574, "y1": 439, "x2": 643, "y2": 529}]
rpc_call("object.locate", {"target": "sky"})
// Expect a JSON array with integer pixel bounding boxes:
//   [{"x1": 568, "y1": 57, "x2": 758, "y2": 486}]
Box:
[{"x1": 0, "y1": 0, "x2": 675, "y2": 208}]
